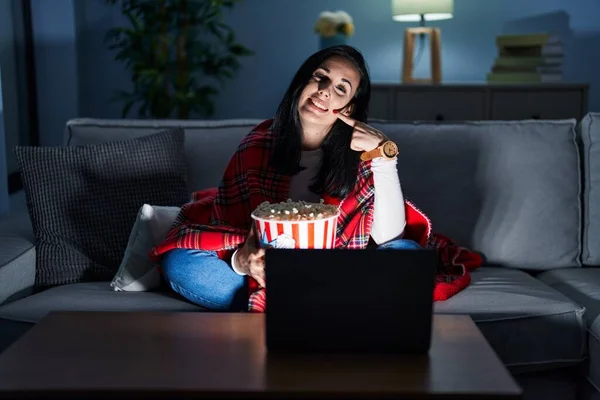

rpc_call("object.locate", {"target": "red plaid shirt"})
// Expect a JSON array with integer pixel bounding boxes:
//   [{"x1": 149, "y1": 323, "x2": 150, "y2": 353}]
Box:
[{"x1": 151, "y1": 119, "x2": 482, "y2": 311}]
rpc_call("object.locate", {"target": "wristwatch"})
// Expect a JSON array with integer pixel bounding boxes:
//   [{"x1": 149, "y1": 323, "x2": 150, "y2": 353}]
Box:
[{"x1": 360, "y1": 140, "x2": 398, "y2": 161}]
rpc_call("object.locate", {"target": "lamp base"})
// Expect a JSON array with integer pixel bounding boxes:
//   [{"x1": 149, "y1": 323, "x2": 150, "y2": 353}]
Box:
[{"x1": 402, "y1": 27, "x2": 442, "y2": 84}]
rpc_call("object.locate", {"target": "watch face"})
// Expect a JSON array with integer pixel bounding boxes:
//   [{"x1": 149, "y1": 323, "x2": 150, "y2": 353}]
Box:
[{"x1": 382, "y1": 141, "x2": 398, "y2": 157}]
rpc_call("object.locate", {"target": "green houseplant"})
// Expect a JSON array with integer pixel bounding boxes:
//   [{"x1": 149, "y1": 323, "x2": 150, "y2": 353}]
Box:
[{"x1": 104, "y1": 0, "x2": 252, "y2": 119}]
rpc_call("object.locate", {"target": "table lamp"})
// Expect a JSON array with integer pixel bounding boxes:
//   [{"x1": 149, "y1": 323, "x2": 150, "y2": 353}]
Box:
[{"x1": 392, "y1": 0, "x2": 453, "y2": 84}]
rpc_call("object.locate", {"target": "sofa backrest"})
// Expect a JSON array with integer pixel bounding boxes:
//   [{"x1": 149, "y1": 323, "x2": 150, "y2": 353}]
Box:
[
  {"x1": 65, "y1": 117, "x2": 582, "y2": 271},
  {"x1": 370, "y1": 119, "x2": 581, "y2": 272},
  {"x1": 578, "y1": 113, "x2": 600, "y2": 266},
  {"x1": 65, "y1": 118, "x2": 264, "y2": 193}
]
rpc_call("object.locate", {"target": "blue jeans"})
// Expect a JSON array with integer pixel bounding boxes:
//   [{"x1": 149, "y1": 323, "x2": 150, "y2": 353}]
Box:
[
  {"x1": 376, "y1": 238, "x2": 421, "y2": 250},
  {"x1": 161, "y1": 238, "x2": 420, "y2": 311},
  {"x1": 161, "y1": 250, "x2": 249, "y2": 311}
]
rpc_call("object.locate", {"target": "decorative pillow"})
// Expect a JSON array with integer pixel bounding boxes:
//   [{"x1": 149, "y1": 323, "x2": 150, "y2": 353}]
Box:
[
  {"x1": 111, "y1": 204, "x2": 181, "y2": 292},
  {"x1": 14, "y1": 128, "x2": 190, "y2": 289}
]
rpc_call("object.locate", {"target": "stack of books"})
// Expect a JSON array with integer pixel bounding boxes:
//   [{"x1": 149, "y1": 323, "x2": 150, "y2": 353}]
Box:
[{"x1": 487, "y1": 33, "x2": 564, "y2": 83}]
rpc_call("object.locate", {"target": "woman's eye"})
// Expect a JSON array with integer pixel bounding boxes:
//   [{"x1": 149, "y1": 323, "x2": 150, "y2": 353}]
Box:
[{"x1": 313, "y1": 73, "x2": 346, "y2": 95}]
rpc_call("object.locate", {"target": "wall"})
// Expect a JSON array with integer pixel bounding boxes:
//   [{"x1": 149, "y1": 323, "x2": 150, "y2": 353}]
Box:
[
  {"x1": 73, "y1": 0, "x2": 130, "y2": 120},
  {"x1": 30, "y1": 0, "x2": 79, "y2": 146},
  {"x1": 27, "y1": 0, "x2": 600, "y2": 145},
  {"x1": 0, "y1": 0, "x2": 17, "y2": 214},
  {"x1": 213, "y1": 0, "x2": 600, "y2": 119},
  {"x1": 0, "y1": 0, "x2": 22, "y2": 174}
]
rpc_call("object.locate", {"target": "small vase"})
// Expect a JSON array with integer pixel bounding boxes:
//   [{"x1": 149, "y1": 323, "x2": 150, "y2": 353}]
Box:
[{"x1": 319, "y1": 34, "x2": 348, "y2": 50}]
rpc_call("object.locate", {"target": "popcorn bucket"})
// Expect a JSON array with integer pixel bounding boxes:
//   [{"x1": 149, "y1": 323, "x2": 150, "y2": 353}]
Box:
[{"x1": 251, "y1": 213, "x2": 339, "y2": 249}]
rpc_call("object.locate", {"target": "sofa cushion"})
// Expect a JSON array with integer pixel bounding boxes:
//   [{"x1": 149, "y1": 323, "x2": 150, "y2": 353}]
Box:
[
  {"x1": 111, "y1": 204, "x2": 181, "y2": 292},
  {"x1": 588, "y1": 317, "x2": 600, "y2": 393},
  {"x1": 537, "y1": 268, "x2": 600, "y2": 392},
  {"x1": 578, "y1": 113, "x2": 600, "y2": 265},
  {"x1": 65, "y1": 118, "x2": 264, "y2": 192},
  {"x1": 537, "y1": 268, "x2": 600, "y2": 390},
  {"x1": 436, "y1": 267, "x2": 586, "y2": 371},
  {"x1": 14, "y1": 129, "x2": 190, "y2": 289},
  {"x1": 537, "y1": 268, "x2": 600, "y2": 325},
  {"x1": 371, "y1": 120, "x2": 581, "y2": 270},
  {"x1": 0, "y1": 282, "x2": 203, "y2": 324}
]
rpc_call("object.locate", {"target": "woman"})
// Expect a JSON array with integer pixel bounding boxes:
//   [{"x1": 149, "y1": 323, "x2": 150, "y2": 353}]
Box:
[{"x1": 151, "y1": 45, "x2": 482, "y2": 312}]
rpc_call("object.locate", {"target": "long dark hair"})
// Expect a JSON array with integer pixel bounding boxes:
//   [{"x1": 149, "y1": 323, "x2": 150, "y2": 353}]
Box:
[{"x1": 269, "y1": 45, "x2": 371, "y2": 199}]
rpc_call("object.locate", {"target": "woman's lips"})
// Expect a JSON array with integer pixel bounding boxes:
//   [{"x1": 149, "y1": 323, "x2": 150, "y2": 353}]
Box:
[{"x1": 308, "y1": 97, "x2": 328, "y2": 113}]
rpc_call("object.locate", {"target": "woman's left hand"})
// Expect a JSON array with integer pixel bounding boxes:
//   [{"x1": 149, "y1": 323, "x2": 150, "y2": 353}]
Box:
[{"x1": 334, "y1": 110, "x2": 389, "y2": 152}]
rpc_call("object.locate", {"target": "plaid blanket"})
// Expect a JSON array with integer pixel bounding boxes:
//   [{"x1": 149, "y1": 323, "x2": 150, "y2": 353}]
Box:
[{"x1": 151, "y1": 119, "x2": 483, "y2": 312}]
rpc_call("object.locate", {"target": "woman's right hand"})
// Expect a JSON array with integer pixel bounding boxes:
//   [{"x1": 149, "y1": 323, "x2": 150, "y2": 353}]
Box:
[{"x1": 234, "y1": 226, "x2": 266, "y2": 287}]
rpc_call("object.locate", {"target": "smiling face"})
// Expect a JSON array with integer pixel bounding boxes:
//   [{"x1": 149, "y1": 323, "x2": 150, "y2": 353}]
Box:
[{"x1": 297, "y1": 55, "x2": 361, "y2": 130}]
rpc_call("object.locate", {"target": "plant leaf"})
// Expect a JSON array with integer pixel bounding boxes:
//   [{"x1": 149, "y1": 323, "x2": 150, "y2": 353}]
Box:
[
  {"x1": 121, "y1": 99, "x2": 136, "y2": 118},
  {"x1": 229, "y1": 43, "x2": 253, "y2": 56},
  {"x1": 104, "y1": 0, "x2": 253, "y2": 119}
]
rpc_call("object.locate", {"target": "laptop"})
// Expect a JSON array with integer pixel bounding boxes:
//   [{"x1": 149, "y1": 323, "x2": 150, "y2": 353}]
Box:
[{"x1": 264, "y1": 247, "x2": 438, "y2": 354}]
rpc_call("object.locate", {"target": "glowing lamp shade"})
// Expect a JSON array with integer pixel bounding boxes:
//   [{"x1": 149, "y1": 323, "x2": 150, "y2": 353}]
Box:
[
  {"x1": 392, "y1": 0, "x2": 453, "y2": 83},
  {"x1": 392, "y1": 0, "x2": 453, "y2": 22}
]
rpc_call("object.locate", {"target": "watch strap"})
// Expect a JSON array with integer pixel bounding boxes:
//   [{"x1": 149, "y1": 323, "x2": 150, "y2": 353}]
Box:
[{"x1": 360, "y1": 147, "x2": 383, "y2": 162}]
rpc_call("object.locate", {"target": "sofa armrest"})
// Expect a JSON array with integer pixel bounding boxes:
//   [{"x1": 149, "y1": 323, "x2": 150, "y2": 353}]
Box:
[
  {"x1": 0, "y1": 235, "x2": 35, "y2": 306},
  {"x1": 0, "y1": 198, "x2": 34, "y2": 243}
]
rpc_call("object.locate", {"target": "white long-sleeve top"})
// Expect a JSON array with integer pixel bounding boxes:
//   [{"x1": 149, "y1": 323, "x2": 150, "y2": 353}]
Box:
[
  {"x1": 369, "y1": 157, "x2": 406, "y2": 244},
  {"x1": 289, "y1": 149, "x2": 406, "y2": 244},
  {"x1": 231, "y1": 149, "x2": 406, "y2": 274}
]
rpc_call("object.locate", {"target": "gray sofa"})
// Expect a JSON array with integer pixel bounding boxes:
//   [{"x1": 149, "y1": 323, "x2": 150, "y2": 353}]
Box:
[{"x1": 1, "y1": 114, "x2": 600, "y2": 400}]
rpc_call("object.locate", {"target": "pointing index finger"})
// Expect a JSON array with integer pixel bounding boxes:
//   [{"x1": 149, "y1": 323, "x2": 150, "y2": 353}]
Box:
[{"x1": 334, "y1": 109, "x2": 356, "y2": 127}]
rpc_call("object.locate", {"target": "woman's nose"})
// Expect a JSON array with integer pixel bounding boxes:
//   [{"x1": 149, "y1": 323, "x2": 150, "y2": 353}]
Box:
[{"x1": 318, "y1": 88, "x2": 330, "y2": 98}]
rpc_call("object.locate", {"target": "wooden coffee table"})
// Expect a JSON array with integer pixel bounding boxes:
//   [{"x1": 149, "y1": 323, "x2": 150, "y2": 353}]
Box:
[{"x1": 0, "y1": 312, "x2": 521, "y2": 399}]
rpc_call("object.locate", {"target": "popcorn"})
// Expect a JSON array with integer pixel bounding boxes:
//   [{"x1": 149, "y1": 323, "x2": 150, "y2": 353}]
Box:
[
  {"x1": 251, "y1": 199, "x2": 339, "y2": 249},
  {"x1": 252, "y1": 199, "x2": 338, "y2": 221}
]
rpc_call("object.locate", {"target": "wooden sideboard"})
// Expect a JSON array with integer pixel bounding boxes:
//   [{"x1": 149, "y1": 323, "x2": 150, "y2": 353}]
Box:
[{"x1": 370, "y1": 83, "x2": 589, "y2": 121}]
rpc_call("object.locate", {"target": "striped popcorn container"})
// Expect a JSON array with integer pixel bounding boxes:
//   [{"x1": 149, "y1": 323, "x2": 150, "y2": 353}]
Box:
[{"x1": 251, "y1": 213, "x2": 339, "y2": 249}]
